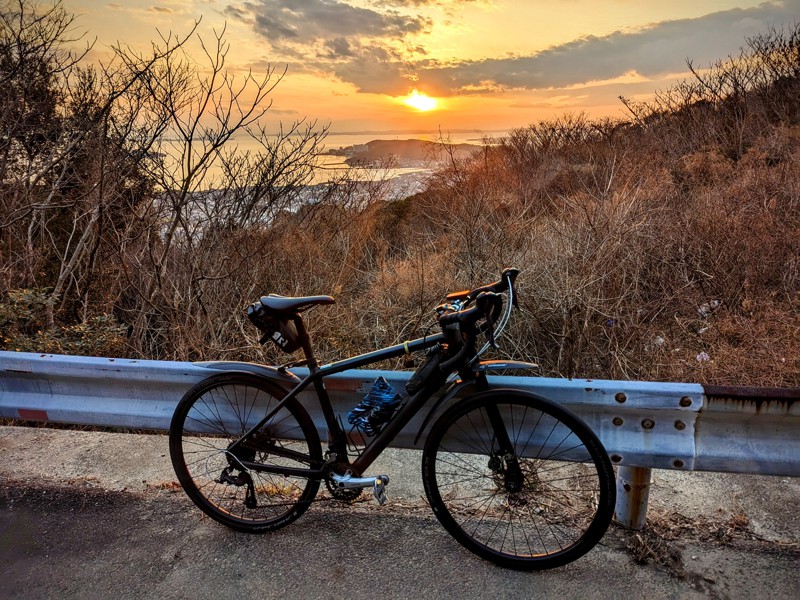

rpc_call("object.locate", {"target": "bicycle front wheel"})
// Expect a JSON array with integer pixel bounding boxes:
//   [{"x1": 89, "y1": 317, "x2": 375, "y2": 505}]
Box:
[
  {"x1": 422, "y1": 389, "x2": 615, "y2": 570},
  {"x1": 169, "y1": 372, "x2": 322, "y2": 533}
]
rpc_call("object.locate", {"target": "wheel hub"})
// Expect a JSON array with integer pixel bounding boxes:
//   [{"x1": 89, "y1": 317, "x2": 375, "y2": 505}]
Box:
[{"x1": 503, "y1": 458, "x2": 524, "y2": 493}]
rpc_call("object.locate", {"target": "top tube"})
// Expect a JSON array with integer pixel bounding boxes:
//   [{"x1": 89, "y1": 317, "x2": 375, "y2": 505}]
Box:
[{"x1": 317, "y1": 333, "x2": 446, "y2": 377}]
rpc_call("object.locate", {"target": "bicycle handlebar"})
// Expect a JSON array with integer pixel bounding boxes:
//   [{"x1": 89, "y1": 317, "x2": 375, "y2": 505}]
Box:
[
  {"x1": 466, "y1": 267, "x2": 520, "y2": 303},
  {"x1": 438, "y1": 291, "x2": 503, "y2": 329},
  {"x1": 436, "y1": 268, "x2": 519, "y2": 371},
  {"x1": 439, "y1": 268, "x2": 518, "y2": 318},
  {"x1": 444, "y1": 268, "x2": 519, "y2": 305}
]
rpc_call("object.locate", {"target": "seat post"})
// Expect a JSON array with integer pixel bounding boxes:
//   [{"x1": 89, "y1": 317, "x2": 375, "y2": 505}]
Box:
[{"x1": 292, "y1": 315, "x2": 319, "y2": 371}]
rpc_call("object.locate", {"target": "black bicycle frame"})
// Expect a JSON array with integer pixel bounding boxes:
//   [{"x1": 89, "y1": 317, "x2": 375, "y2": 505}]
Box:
[{"x1": 231, "y1": 330, "x2": 448, "y2": 479}]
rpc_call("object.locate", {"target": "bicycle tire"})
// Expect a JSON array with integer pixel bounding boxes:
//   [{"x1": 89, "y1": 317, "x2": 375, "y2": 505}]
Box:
[
  {"x1": 169, "y1": 372, "x2": 322, "y2": 533},
  {"x1": 422, "y1": 389, "x2": 615, "y2": 570}
]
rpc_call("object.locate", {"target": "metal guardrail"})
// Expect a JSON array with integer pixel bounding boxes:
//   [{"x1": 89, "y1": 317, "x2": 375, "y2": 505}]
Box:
[{"x1": 1, "y1": 351, "x2": 798, "y2": 528}]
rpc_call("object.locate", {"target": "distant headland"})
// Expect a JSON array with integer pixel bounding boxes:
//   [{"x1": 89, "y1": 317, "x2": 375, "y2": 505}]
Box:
[{"x1": 325, "y1": 138, "x2": 481, "y2": 168}]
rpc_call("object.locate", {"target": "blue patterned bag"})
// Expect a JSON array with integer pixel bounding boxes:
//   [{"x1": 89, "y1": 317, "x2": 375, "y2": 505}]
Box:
[{"x1": 346, "y1": 377, "x2": 403, "y2": 436}]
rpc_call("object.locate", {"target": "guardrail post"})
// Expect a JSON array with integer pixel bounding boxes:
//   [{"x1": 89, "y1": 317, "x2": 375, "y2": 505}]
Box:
[{"x1": 614, "y1": 466, "x2": 652, "y2": 530}]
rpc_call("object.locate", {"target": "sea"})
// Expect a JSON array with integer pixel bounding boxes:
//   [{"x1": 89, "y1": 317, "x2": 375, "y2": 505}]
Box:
[
  {"x1": 159, "y1": 130, "x2": 512, "y2": 229},
  {"x1": 177, "y1": 130, "x2": 510, "y2": 188},
  {"x1": 322, "y1": 130, "x2": 506, "y2": 150}
]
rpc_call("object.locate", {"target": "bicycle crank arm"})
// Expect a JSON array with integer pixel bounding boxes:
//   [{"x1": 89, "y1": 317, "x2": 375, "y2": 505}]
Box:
[{"x1": 329, "y1": 473, "x2": 390, "y2": 504}]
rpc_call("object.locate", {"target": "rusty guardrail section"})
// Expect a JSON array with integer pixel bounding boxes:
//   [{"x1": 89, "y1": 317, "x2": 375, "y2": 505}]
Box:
[{"x1": 1, "y1": 351, "x2": 798, "y2": 528}]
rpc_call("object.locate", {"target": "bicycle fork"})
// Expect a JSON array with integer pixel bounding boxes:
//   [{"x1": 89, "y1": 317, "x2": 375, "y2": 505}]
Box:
[{"x1": 484, "y1": 402, "x2": 525, "y2": 492}]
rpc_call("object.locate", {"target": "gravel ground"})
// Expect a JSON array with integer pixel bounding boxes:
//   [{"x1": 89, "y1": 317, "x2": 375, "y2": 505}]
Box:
[{"x1": 0, "y1": 425, "x2": 798, "y2": 599}]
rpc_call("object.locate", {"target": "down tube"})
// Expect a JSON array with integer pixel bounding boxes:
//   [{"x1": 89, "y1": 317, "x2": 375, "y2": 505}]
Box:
[{"x1": 350, "y1": 384, "x2": 439, "y2": 473}]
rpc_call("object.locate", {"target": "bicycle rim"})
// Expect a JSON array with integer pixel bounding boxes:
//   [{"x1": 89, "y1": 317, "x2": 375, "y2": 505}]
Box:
[
  {"x1": 169, "y1": 373, "x2": 322, "y2": 532},
  {"x1": 422, "y1": 389, "x2": 615, "y2": 570}
]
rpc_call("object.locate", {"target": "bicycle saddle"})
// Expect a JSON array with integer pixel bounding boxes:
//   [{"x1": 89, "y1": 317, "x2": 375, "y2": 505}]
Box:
[{"x1": 259, "y1": 294, "x2": 335, "y2": 313}]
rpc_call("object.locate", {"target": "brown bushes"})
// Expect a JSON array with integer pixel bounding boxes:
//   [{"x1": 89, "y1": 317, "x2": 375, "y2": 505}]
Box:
[{"x1": 1, "y1": 6, "x2": 797, "y2": 387}]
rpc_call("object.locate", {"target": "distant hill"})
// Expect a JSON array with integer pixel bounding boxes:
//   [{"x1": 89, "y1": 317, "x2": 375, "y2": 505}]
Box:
[{"x1": 328, "y1": 139, "x2": 480, "y2": 167}]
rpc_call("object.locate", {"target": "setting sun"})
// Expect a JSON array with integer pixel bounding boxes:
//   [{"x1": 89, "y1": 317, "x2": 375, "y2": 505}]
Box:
[{"x1": 403, "y1": 90, "x2": 438, "y2": 112}]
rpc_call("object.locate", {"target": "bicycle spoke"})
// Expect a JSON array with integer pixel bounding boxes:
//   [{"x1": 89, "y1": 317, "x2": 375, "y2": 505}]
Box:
[
  {"x1": 423, "y1": 391, "x2": 614, "y2": 569},
  {"x1": 170, "y1": 374, "x2": 321, "y2": 532}
]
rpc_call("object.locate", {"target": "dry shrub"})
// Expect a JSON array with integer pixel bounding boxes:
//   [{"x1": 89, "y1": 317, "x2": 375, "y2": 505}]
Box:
[
  {"x1": 626, "y1": 530, "x2": 685, "y2": 575},
  {"x1": 663, "y1": 301, "x2": 800, "y2": 387},
  {"x1": 108, "y1": 107, "x2": 798, "y2": 387},
  {"x1": 677, "y1": 151, "x2": 735, "y2": 189},
  {"x1": 3, "y1": 11, "x2": 796, "y2": 390}
]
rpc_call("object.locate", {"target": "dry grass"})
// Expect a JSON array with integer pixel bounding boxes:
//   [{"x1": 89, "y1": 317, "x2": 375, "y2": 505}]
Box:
[{"x1": 612, "y1": 509, "x2": 799, "y2": 584}]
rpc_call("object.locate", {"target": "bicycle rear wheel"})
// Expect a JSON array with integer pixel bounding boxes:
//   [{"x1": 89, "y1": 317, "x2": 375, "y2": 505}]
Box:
[
  {"x1": 422, "y1": 389, "x2": 615, "y2": 570},
  {"x1": 169, "y1": 372, "x2": 322, "y2": 533}
]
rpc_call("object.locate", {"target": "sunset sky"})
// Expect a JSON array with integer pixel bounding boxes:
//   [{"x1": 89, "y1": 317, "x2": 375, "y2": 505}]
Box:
[{"x1": 65, "y1": 0, "x2": 800, "y2": 134}]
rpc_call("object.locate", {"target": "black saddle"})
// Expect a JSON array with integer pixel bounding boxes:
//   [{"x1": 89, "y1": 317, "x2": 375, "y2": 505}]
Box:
[{"x1": 259, "y1": 294, "x2": 335, "y2": 314}]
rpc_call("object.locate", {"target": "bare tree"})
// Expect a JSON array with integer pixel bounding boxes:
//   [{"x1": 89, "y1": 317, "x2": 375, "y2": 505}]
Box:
[
  {"x1": 97, "y1": 25, "x2": 330, "y2": 358},
  {"x1": 1, "y1": 2, "x2": 329, "y2": 359}
]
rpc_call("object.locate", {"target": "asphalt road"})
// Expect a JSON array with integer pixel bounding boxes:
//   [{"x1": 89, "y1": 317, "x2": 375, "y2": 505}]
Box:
[{"x1": 1, "y1": 426, "x2": 798, "y2": 599}]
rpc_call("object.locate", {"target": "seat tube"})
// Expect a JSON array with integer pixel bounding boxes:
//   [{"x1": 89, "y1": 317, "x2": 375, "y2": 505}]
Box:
[
  {"x1": 293, "y1": 315, "x2": 341, "y2": 442},
  {"x1": 294, "y1": 315, "x2": 318, "y2": 370},
  {"x1": 313, "y1": 377, "x2": 341, "y2": 439}
]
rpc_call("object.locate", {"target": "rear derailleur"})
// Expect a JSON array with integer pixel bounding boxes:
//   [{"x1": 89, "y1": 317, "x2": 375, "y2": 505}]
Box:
[
  {"x1": 217, "y1": 465, "x2": 257, "y2": 509},
  {"x1": 218, "y1": 444, "x2": 258, "y2": 509}
]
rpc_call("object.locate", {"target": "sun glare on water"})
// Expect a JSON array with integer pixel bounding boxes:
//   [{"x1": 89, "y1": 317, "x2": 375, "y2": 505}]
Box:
[{"x1": 403, "y1": 90, "x2": 438, "y2": 112}]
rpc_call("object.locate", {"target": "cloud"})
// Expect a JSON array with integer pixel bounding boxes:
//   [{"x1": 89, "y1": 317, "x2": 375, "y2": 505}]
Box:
[
  {"x1": 411, "y1": 1, "x2": 800, "y2": 95},
  {"x1": 227, "y1": 0, "x2": 800, "y2": 97},
  {"x1": 322, "y1": 37, "x2": 354, "y2": 58},
  {"x1": 329, "y1": 44, "x2": 410, "y2": 94},
  {"x1": 224, "y1": 4, "x2": 252, "y2": 21},
  {"x1": 225, "y1": 0, "x2": 433, "y2": 86},
  {"x1": 370, "y1": 0, "x2": 483, "y2": 6},
  {"x1": 225, "y1": 0, "x2": 431, "y2": 46},
  {"x1": 509, "y1": 95, "x2": 590, "y2": 110}
]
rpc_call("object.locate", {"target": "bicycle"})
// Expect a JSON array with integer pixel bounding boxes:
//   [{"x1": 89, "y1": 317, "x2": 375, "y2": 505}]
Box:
[{"x1": 169, "y1": 268, "x2": 616, "y2": 570}]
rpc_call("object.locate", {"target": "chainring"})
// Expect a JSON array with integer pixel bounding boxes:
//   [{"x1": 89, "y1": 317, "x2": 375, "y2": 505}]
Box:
[
  {"x1": 325, "y1": 477, "x2": 364, "y2": 502},
  {"x1": 324, "y1": 461, "x2": 365, "y2": 502}
]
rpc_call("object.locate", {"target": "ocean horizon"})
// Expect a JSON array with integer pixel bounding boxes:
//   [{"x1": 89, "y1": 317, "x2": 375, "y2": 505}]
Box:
[
  {"x1": 323, "y1": 129, "x2": 509, "y2": 149},
  {"x1": 167, "y1": 130, "x2": 508, "y2": 187}
]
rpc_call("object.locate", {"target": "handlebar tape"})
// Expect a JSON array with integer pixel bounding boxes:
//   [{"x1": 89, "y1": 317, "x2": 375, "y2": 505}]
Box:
[
  {"x1": 439, "y1": 292, "x2": 503, "y2": 328},
  {"x1": 466, "y1": 268, "x2": 519, "y2": 302}
]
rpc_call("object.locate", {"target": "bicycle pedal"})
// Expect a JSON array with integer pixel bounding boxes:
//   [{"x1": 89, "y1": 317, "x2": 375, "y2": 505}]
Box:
[{"x1": 372, "y1": 475, "x2": 390, "y2": 505}]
